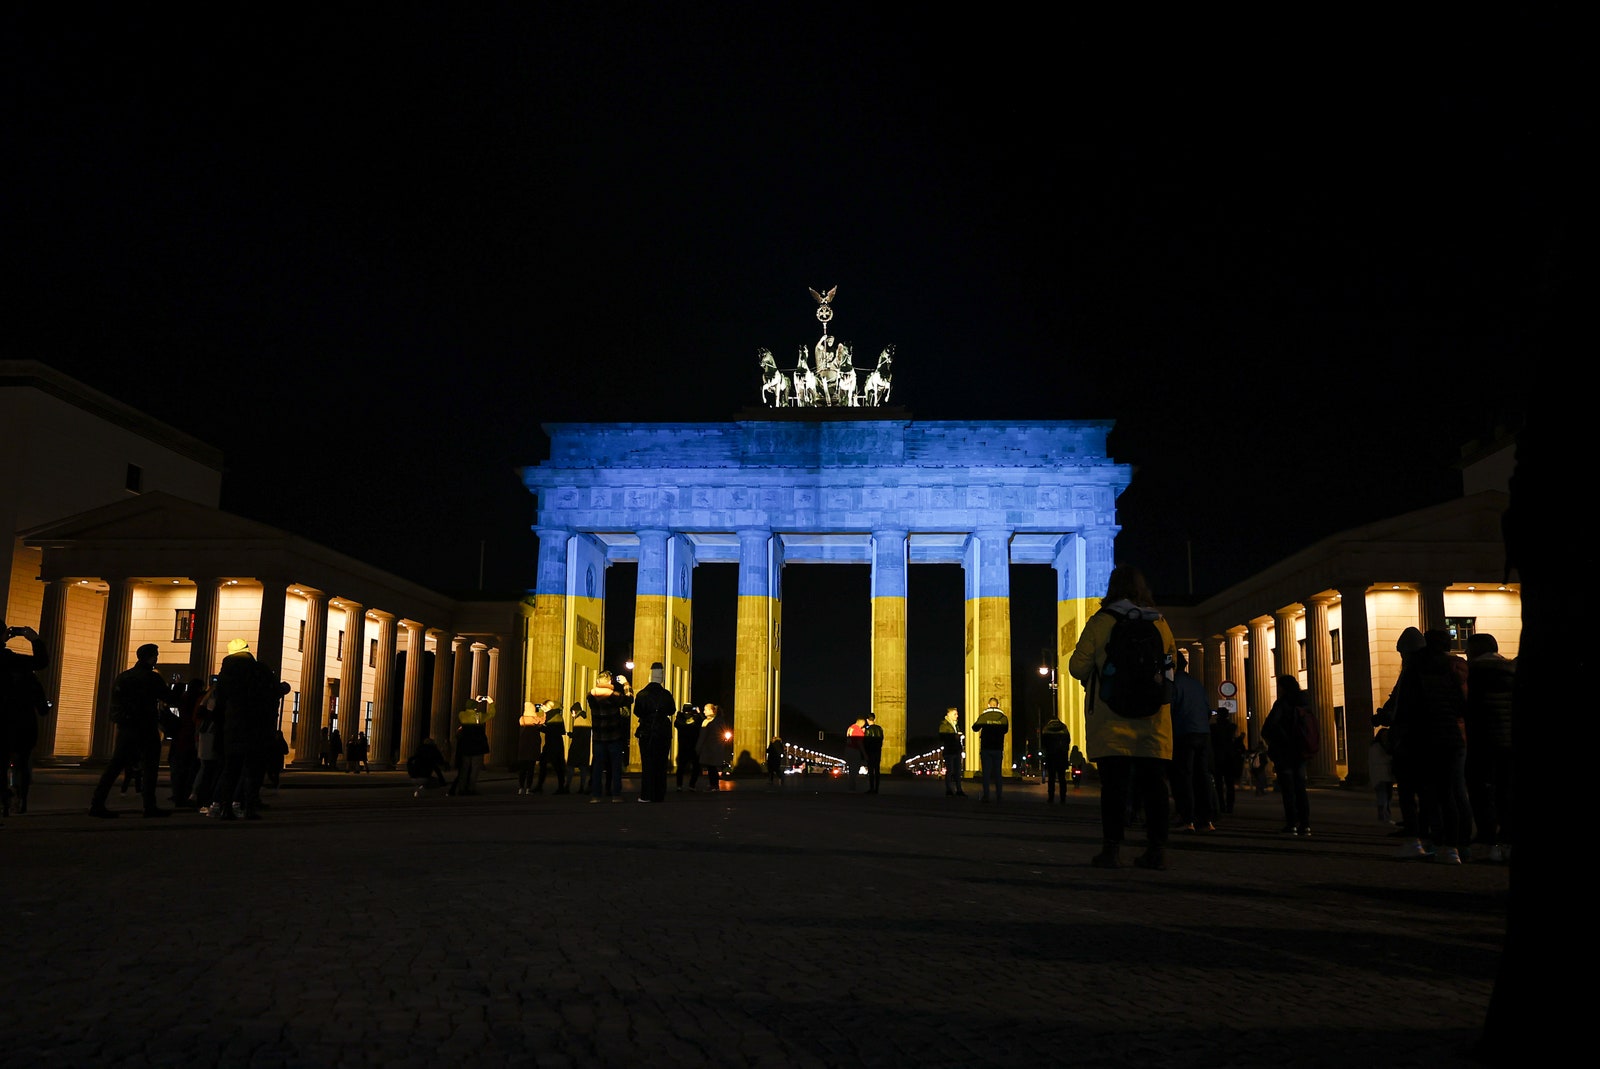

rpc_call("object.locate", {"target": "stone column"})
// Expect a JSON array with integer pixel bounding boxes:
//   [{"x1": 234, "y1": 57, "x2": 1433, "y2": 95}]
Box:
[
  {"x1": 296, "y1": 590, "x2": 329, "y2": 761},
  {"x1": 1051, "y1": 532, "x2": 1090, "y2": 752},
  {"x1": 90, "y1": 578, "x2": 135, "y2": 761},
  {"x1": 530, "y1": 527, "x2": 571, "y2": 714},
  {"x1": 1203, "y1": 635, "x2": 1226, "y2": 706},
  {"x1": 35, "y1": 577, "x2": 71, "y2": 758},
  {"x1": 1246, "y1": 617, "x2": 1273, "y2": 749},
  {"x1": 1303, "y1": 594, "x2": 1339, "y2": 784},
  {"x1": 1273, "y1": 606, "x2": 1301, "y2": 678},
  {"x1": 367, "y1": 611, "x2": 398, "y2": 767},
  {"x1": 1337, "y1": 584, "x2": 1376, "y2": 787},
  {"x1": 733, "y1": 528, "x2": 775, "y2": 775},
  {"x1": 633, "y1": 528, "x2": 670, "y2": 676},
  {"x1": 1226, "y1": 627, "x2": 1249, "y2": 742},
  {"x1": 486, "y1": 644, "x2": 512, "y2": 766},
  {"x1": 256, "y1": 579, "x2": 289, "y2": 675},
  {"x1": 451, "y1": 636, "x2": 473, "y2": 721},
  {"x1": 331, "y1": 602, "x2": 365, "y2": 768},
  {"x1": 187, "y1": 577, "x2": 220, "y2": 686},
  {"x1": 964, "y1": 527, "x2": 1013, "y2": 775},
  {"x1": 870, "y1": 528, "x2": 909, "y2": 770},
  {"x1": 428, "y1": 628, "x2": 454, "y2": 746},
  {"x1": 1418, "y1": 581, "x2": 1448, "y2": 633},
  {"x1": 398, "y1": 620, "x2": 428, "y2": 763},
  {"x1": 471, "y1": 642, "x2": 489, "y2": 699}
]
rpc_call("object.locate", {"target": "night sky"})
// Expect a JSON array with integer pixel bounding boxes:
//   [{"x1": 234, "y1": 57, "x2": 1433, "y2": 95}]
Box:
[{"x1": 5, "y1": 11, "x2": 1568, "y2": 739}]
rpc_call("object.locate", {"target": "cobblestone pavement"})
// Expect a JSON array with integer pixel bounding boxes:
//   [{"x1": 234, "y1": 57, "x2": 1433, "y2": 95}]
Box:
[{"x1": 4, "y1": 768, "x2": 1511, "y2": 1068}]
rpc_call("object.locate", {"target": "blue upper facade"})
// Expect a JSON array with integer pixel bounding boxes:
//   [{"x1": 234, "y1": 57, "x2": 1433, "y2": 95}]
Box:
[{"x1": 524, "y1": 419, "x2": 1130, "y2": 565}]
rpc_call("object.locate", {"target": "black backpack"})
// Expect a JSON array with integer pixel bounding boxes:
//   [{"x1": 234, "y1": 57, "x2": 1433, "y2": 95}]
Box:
[{"x1": 1094, "y1": 607, "x2": 1173, "y2": 719}]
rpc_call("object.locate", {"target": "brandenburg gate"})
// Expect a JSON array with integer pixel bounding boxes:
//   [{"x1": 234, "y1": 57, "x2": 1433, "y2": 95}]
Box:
[{"x1": 522, "y1": 418, "x2": 1131, "y2": 773}]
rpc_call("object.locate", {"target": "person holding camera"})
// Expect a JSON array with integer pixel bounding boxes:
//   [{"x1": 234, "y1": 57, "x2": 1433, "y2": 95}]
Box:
[{"x1": 3, "y1": 619, "x2": 50, "y2": 818}]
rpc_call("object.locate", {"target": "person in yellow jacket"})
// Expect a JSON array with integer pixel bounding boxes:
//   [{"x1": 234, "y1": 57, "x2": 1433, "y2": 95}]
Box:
[{"x1": 1069, "y1": 565, "x2": 1176, "y2": 870}]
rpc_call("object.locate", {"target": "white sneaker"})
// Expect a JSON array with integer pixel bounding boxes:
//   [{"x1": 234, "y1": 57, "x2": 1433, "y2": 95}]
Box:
[
  {"x1": 1395, "y1": 839, "x2": 1428, "y2": 859},
  {"x1": 1435, "y1": 846, "x2": 1462, "y2": 865}
]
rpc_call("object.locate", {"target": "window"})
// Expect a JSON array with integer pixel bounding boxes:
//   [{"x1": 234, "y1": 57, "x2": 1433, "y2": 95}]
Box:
[
  {"x1": 365, "y1": 700, "x2": 374, "y2": 736},
  {"x1": 1330, "y1": 628, "x2": 1342, "y2": 665},
  {"x1": 1297, "y1": 638, "x2": 1307, "y2": 671},
  {"x1": 369, "y1": 638, "x2": 378, "y2": 667},
  {"x1": 297, "y1": 619, "x2": 306, "y2": 652},
  {"x1": 173, "y1": 608, "x2": 195, "y2": 642},
  {"x1": 125, "y1": 463, "x2": 143, "y2": 493},
  {"x1": 1446, "y1": 616, "x2": 1476, "y2": 654},
  {"x1": 1334, "y1": 705, "x2": 1347, "y2": 764},
  {"x1": 291, "y1": 707, "x2": 300, "y2": 731},
  {"x1": 293, "y1": 692, "x2": 301, "y2": 714},
  {"x1": 336, "y1": 630, "x2": 345, "y2": 661}
]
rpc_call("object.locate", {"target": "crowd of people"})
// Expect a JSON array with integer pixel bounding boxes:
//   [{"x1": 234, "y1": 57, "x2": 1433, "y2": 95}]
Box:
[{"x1": 5, "y1": 588, "x2": 1513, "y2": 863}]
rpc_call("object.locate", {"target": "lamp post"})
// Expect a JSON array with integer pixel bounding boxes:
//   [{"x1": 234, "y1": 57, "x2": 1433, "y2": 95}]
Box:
[{"x1": 1038, "y1": 662, "x2": 1058, "y2": 780}]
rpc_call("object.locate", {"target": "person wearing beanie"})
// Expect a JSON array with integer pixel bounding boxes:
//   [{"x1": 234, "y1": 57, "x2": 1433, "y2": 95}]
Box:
[
  {"x1": 633, "y1": 662, "x2": 675, "y2": 803},
  {"x1": 89, "y1": 642, "x2": 172, "y2": 818}
]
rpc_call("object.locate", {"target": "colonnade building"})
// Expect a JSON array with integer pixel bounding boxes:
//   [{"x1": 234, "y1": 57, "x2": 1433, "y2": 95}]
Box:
[{"x1": 5, "y1": 362, "x2": 527, "y2": 769}]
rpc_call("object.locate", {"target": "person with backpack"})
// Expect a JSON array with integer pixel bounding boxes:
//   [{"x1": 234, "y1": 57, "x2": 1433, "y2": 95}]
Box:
[
  {"x1": 1068, "y1": 565, "x2": 1176, "y2": 870},
  {"x1": 1261, "y1": 675, "x2": 1315, "y2": 837}
]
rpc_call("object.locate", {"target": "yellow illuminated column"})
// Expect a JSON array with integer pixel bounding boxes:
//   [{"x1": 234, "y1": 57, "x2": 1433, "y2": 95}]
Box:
[
  {"x1": 398, "y1": 619, "x2": 427, "y2": 762},
  {"x1": 665, "y1": 535, "x2": 696, "y2": 766},
  {"x1": 296, "y1": 589, "x2": 329, "y2": 760},
  {"x1": 427, "y1": 627, "x2": 452, "y2": 746},
  {"x1": 567, "y1": 534, "x2": 608, "y2": 718},
  {"x1": 90, "y1": 578, "x2": 134, "y2": 761},
  {"x1": 1051, "y1": 533, "x2": 1092, "y2": 749},
  {"x1": 1303, "y1": 593, "x2": 1338, "y2": 784},
  {"x1": 871, "y1": 529, "x2": 908, "y2": 769},
  {"x1": 367, "y1": 610, "x2": 397, "y2": 765},
  {"x1": 963, "y1": 528, "x2": 1013, "y2": 776},
  {"x1": 733, "y1": 528, "x2": 777, "y2": 775},
  {"x1": 633, "y1": 529, "x2": 669, "y2": 672},
  {"x1": 530, "y1": 527, "x2": 572, "y2": 714}
]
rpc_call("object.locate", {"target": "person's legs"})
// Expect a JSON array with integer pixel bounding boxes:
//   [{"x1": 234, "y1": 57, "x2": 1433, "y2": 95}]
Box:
[
  {"x1": 553, "y1": 753, "x2": 568, "y2": 793},
  {"x1": 1291, "y1": 764, "x2": 1311, "y2": 832},
  {"x1": 1094, "y1": 755, "x2": 1130, "y2": 865},
  {"x1": 1135, "y1": 757, "x2": 1171, "y2": 866},
  {"x1": 91, "y1": 733, "x2": 137, "y2": 811},
  {"x1": 139, "y1": 734, "x2": 164, "y2": 813},
  {"x1": 1169, "y1": 737, "x2": 1194, "y2": 824}
]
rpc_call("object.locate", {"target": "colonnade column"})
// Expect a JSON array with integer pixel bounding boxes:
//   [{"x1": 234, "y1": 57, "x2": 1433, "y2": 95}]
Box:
[
  {"x1": 90, "y1": 578, "x2": 135, "y2": 761},
  {"x1": 1303, "y1": 594, "x2": 1338, "y2": 784},
  {"x1": 733, "y1": 528, "x2": 776, "y2": 774},
  {"x1": 297, "y1": 590, "x2": 329, "y2": 761},
  {"x1": 333, "y1": 603, "x2": 365, "y2": 767},
  {"x1": 256, "y1": 579, "x2": 289, "y2": 675},
  {"x1": 450, "y1": 637, "x2": 472, "y2": 726},
  {"x1": 1273, "y1": 606, "x2": 1301, "y2": 679},
  {"x1": 530, "y1": 527, "x2": 571, "y2": 713},
  {"x1": 187, "y1": 577, "x2": 220, "y2": 686},
  {"x1": 1225, "y1": 627, "x2": 1249, "y2": 742},
  {"x1": 1052, "y1": 532, "x2": 1091, "y2": 749},
  {"x1": 398, "y1": 620, "x2": 428, "y2": 764},
  {"x1": 1246, "y1": 617, "x2": 1273, "y2": 749},
  {"x1": 1337, "y1": 584, "x2": 1376, "y2": 787},
  {"x1": 35, "y1": 577, "x2": 71, "y2": 758},
  {"x1": 1203, "y1": 635, "x2": 1226, "y2": 706},
  {"x1": 964, "y1": 527, "x2": 1013, "y2": 775},
  {"x1": 428, "y1": 628, "x2": 454, "y2": 746},
  {"x1": 487, "y1": 645, "x2": 512, "y2": 764},
  {"x1": 367, "y1": 611, "x2": 398, "y2": 767},
  {"x1": 870, "y1": 528, "x2": 908, "y2": 770}
]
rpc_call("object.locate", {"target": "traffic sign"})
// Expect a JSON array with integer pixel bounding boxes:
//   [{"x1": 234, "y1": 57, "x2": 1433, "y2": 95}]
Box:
[{"x1": 1218, "y1": 680, "x2": 1237, "y2": 698}]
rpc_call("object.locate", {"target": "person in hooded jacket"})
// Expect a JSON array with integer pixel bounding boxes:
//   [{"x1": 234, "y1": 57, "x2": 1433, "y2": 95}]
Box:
[
  {"x1": 1069, "y1": 565, "x2": 1177, "y2": 871},
  {"x1": 1398, "y1": 629, "x2": 1471, "y2": 864},
  {"x1": 449, "y1": 697, "x2": 493, "y2": 796},
  {"x1": 567, "y1": 702, "x2": 592, "y2": 794},
  {"x1": 694, "y1": 703, "x2": 729, "y2": 791},
  {"x1": 515, "y1": 702, "x2": 543, "y2": 794},
  {"x1": 1040, "y1": 718, "x2": 1071, "y2": 804}
]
